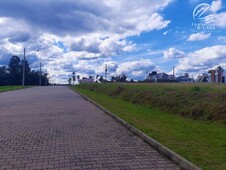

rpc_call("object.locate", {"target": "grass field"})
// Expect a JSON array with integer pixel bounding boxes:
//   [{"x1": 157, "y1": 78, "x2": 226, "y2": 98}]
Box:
[
  {"x1": 71, "y1": 83, "x2": 226, "y2": 170},
  {"x1": 0, "y1": 86, "x2": 27, "y2": 93}
]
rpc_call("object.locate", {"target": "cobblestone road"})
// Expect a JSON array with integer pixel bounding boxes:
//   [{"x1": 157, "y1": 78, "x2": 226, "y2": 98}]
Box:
[{"x1": 0, "y1": 87, "x2": 178, "y2": 170}]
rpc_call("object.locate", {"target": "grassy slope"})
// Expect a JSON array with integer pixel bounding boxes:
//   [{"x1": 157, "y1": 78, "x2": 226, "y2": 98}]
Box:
[
  {"x1": 71, "y1": 83, "x2": 226, "y2": 170},
  {"x1": 0, "y1": 86, "x2": 27, "y2": 93},
  {"x1": 75, "y1": 83, "x2": 226, "y2": 123}
]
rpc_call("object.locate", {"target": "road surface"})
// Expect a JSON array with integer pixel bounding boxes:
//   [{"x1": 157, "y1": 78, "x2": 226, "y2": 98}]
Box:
[{"x1": 0, "y1": 87, "x2": 178, "y2": 169}]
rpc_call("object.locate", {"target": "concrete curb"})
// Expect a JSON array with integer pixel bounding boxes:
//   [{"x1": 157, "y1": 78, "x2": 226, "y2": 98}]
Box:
[{"x1": 73, "y1": 89, "x2": 201, "y2": 170}]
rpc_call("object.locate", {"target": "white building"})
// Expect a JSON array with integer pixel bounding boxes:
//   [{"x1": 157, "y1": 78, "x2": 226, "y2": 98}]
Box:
[{"x1": 78, "y1": 78, "x2": 95, "y2": 84}]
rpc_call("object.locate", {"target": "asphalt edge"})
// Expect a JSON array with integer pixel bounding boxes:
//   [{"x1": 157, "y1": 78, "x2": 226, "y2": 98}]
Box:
[{"x1": 72, "y1": 88, "x2": 202, "y2": 170}]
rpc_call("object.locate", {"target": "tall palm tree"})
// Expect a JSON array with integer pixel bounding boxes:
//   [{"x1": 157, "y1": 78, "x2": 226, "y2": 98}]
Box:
[{"x1": 216, "y1": 66, "x2": 224, "y2": 83}]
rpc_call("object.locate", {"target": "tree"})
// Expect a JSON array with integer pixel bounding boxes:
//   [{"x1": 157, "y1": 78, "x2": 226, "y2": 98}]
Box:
[
  {"x1": 119, "y1": 74, "x2": 127, "y2": 82},
  {"x1": 99, "y1": 76, "x2": 104, "y2": 83},
  {"x1": 130, "y1": 79, "x2": 135, "y2": 83},
  {"x1": 72, "y1": 72, "x2": 75, "y2": 84},
  {"x1": 111, "y1": 74, "x2": 127, "y2": 82},
  {"x1": 68, "y1": 78, "x2": 72, "y2": 85},
  {"x1": 116, "y1": 74, "x2": 127, "y2": 82},
  {"x1": 21, "y1": 60, "x2": 30, "y2": 74},
  {"x1": 77, "y1": 75, "x2": 80, "y2": 80},
  {"x1": 8, "y1": 56, "x2": 22, "y2": 85},
  {"x1": 184, "y1": 73, "x2": 189, "y2": 78},
  {"x1": 0, "y1": 66, "x2": 7, "y2": 74},
  {"x1": 0, "y1": 56, "x2": 49, "y2": 86},
  {"x1": 197, "y1": 74, "x2": 208, "y2": 82},
  {"x1": 20, "y1": 60, "x2": 31, "y2": 84},
  {"x1": 111, "y1": 76, "x2": 116, "y2": 82},
  {"x1": 0, "y1": 66, "x2": 9, "y2": 86},
  {"x1": 27, "y1": 70, "x2": 39, "y2": 85},
  {"x1": 149, "y1": 71, "x2": 157, "y2": 76},
  {"x1": 216, "y1": 66, "x2": 224, "y2": 72},
  {"x1": 216, "y1": 66, "x2": 224, "y2": 83},
  {"x1": 43, "y1": 73, "x2": 49, "y2": 86}
]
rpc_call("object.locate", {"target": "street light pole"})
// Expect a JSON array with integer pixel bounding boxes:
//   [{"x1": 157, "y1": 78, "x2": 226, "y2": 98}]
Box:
[
  {"x1": 39, "y1": 62, "x2": 42, "y2": 86},
  {"x1": 22, "y1": 48, "x2": 26, "y2": 86}
]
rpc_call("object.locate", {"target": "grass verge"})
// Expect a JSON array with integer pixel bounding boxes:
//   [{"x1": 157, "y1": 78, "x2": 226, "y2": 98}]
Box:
[
  {"x1": 0, "y1": 86, "x2": 29, "y2": 93},
  {"x1": 71, "y1": 84, "x2": 226, "y2": 170}
]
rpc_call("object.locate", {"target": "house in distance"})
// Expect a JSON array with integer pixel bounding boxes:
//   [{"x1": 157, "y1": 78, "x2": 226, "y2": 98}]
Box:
[{"x1": 146, "y1": 71, "x2": 176, "y2": 82}]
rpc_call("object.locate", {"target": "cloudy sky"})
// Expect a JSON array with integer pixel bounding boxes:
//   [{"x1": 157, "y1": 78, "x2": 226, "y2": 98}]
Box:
[{"x1": 0, "y1": 0, "x2": 225, "y2": 83}]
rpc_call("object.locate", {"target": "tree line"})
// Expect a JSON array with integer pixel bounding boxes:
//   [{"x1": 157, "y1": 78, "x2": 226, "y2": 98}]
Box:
[
  {"x1": 0, "y1": 56, "x2": 49, "y2": 86},
  {"x1": 68, "y1": 73, "x2": 128, "y2": 84}
]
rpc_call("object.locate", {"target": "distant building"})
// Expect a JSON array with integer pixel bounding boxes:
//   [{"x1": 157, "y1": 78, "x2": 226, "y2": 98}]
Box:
[
  {"x1": 146, "y1": 72, "x2": 175, "y2": 82},
  {"x1": 157, "y1": 73, "x2": 168, "y2": 80},
  {"x1": 167, "y1": 75, "x2": 175, "y2": 80},
  {"x1": 176, "y1": 73, "x2": 193, "y2": 82},
  {"x1": 78, "y1": 77, "x2": 95, "y2": 84}
]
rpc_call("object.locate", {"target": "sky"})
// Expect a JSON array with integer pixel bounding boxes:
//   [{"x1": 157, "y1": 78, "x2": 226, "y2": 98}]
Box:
[{"x1": 0, "y1": 0, "x2": 226, "y2": 83}]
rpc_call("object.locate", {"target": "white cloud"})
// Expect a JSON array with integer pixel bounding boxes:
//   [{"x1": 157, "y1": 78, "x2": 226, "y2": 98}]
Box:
[
  {"x1": 176, "y1": 45, "x2": 226, "y2": 75},
  {"x1": 163, "y1": 48, "x2": 185, "y2": 59},
  {"x1": 211, "y1": 0, "x2": 222, "y2": 12},
  {"x1": 92, "y1": 61, "x2": 119, "y2": 76},
  {"x1": 215, "y1": 12, "x2": 226, "y2": 28},
  {"x1": 0, "y1": 0, "x2": 173, "y2": 83},
  {"x1": 117, "y1": 59, "x2": 155, "y2": 79},
  {"x1": 187, "y1": 33, "x2": 211, "y2": 41},
  {"x1": 163, "y1": 31, "x2": 168, "y2": 35},
  {"x1": 218, "y1": 36, "x2": 226, "y2": 42},
  {"x1": 51, "y1": 58, "x2": 156, "y2": 81},
  {"x1": 205, "y1": 0, "x2": 226, "y2": 28}
]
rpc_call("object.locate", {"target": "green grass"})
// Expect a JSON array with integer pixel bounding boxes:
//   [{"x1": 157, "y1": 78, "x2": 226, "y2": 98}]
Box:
[
  {"x1": 71, "y1": 83, "x2": 226, "y2": 170},
  {"x1": 73, "y1": 83, "x2": 226, "y2": 123},
  {"x1": 0, "y1": 86, "x2": 28, "y2": 93}
]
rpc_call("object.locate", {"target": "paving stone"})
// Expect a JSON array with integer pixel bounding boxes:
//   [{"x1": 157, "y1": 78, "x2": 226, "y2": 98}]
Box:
[{"x1": 0, "y1": 87, "x2": 178, "y2": 169}]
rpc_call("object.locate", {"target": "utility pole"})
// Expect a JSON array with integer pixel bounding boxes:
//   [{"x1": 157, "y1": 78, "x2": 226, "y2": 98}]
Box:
[
  {"x1": 39, "y1": 62, "x2": 42, "y2": 86},
  {"x1": 173, "y1": 66, "x2": 175, "y2": 76},
  {"x1": 105, "y1": 64, "x2": 107, "y2": 83},
  {"x1": 22, "y1": 48, "x2": 26, "y2": 86}
]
